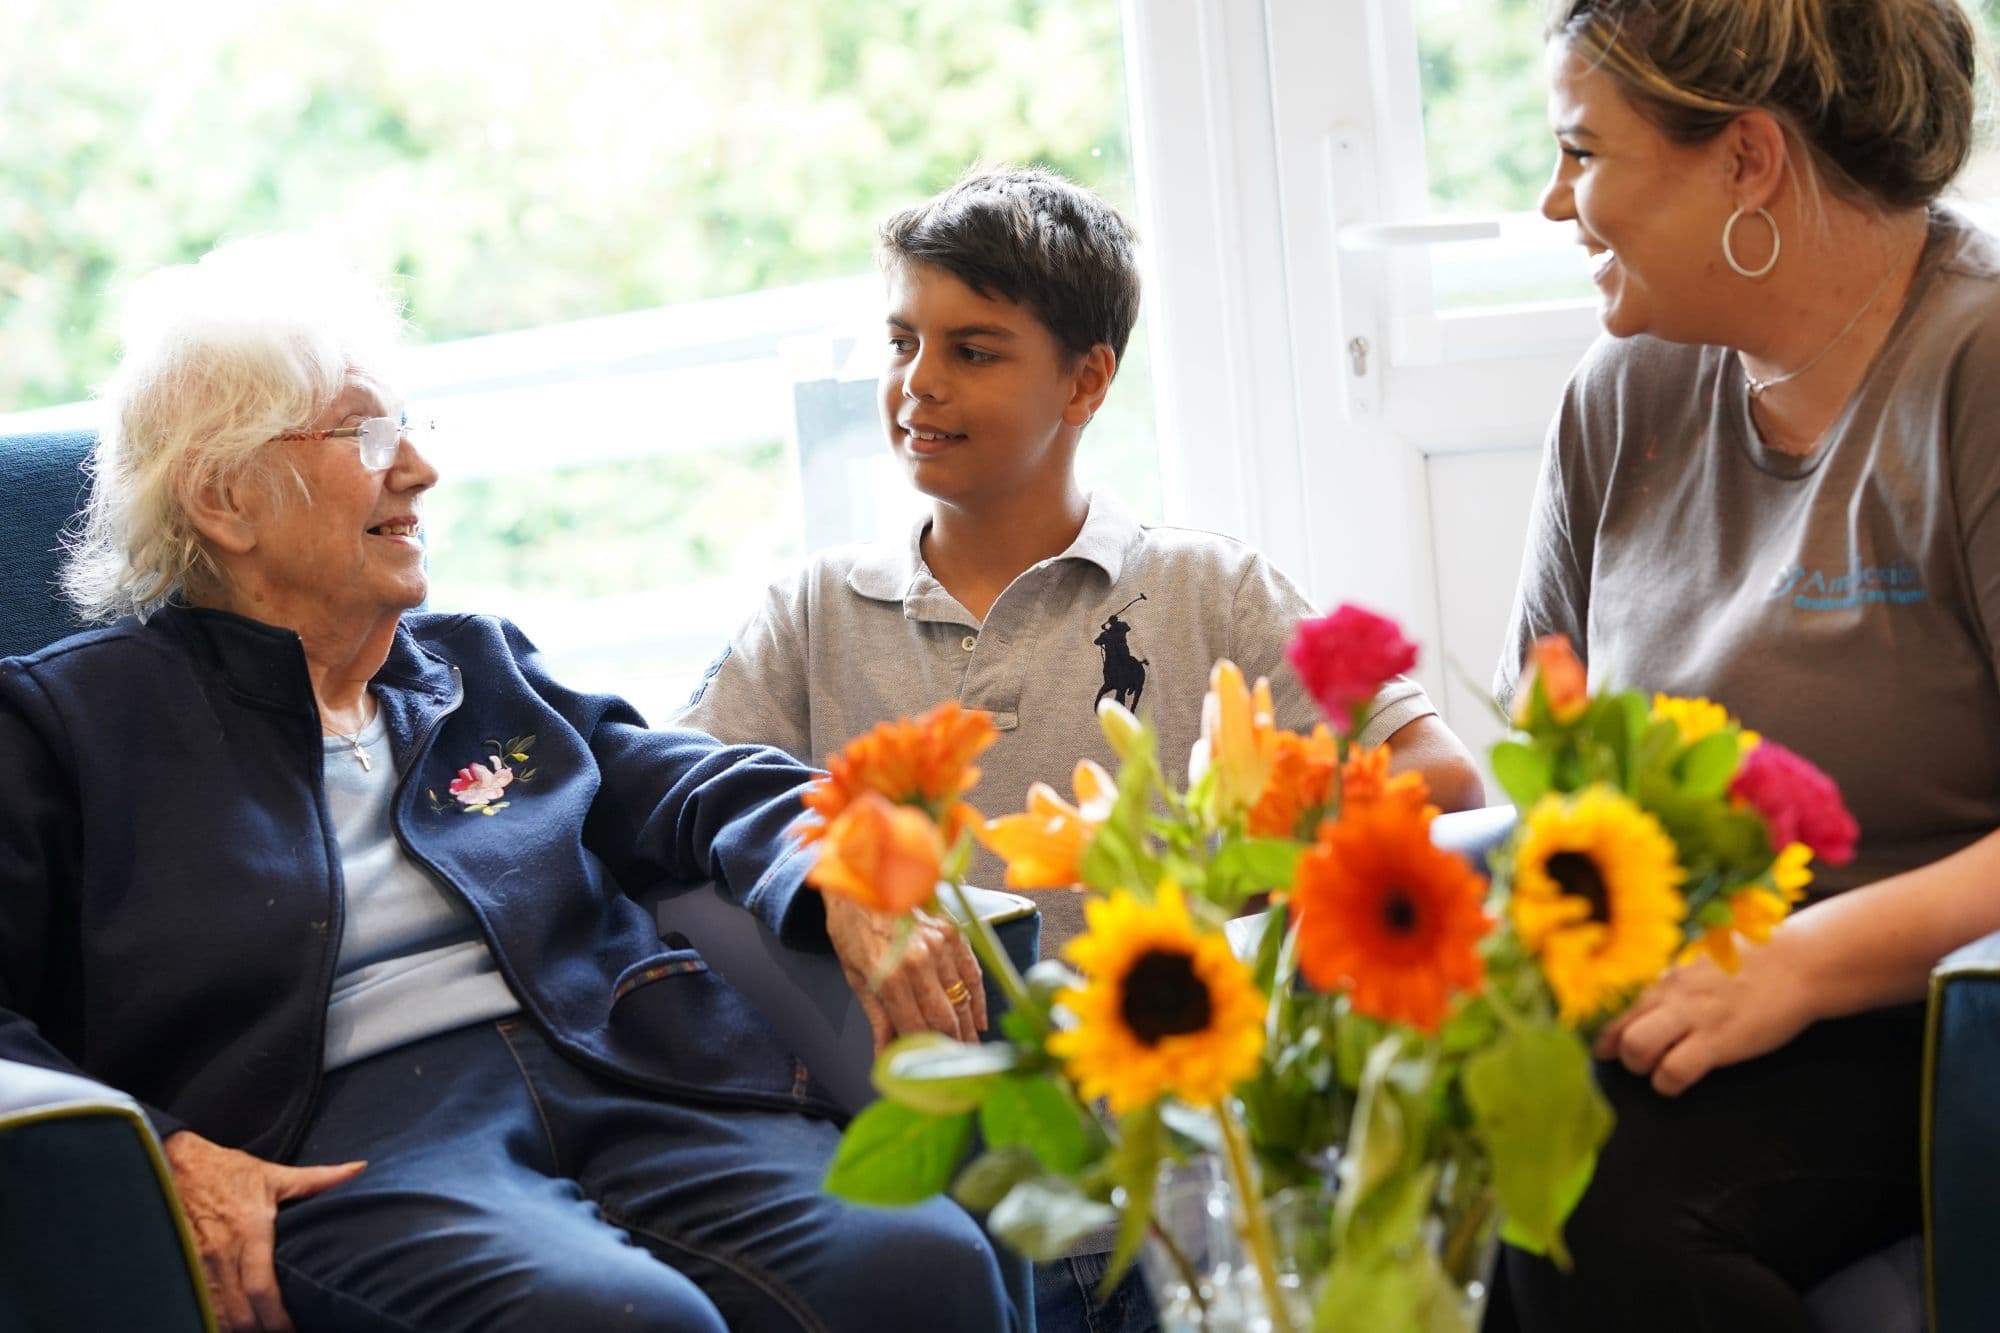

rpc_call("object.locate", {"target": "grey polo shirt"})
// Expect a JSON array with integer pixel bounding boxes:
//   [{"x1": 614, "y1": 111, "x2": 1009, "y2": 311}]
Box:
[{"x1": 673, "y1": 493, "x2": 1434, "y2": 947}]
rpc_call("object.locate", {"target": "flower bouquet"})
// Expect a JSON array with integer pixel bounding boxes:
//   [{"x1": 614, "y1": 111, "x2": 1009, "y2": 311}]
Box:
[{"x1": 799, "y1": 613, "x2": 1855, "y2": 1332}]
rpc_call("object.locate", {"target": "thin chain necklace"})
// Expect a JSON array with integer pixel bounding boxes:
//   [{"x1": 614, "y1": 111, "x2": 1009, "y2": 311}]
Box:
[
  {"x1": 321, "y1": 700, "x2": 377, "y2": 773},
  {"x1": 1743, "y1": 242, "x2": 1916, "y2": 399}
]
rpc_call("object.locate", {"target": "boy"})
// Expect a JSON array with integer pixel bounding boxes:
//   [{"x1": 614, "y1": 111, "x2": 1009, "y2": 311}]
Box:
[{"x1": 673, "y1": 164, "x2": 1482, "y2": 1330}]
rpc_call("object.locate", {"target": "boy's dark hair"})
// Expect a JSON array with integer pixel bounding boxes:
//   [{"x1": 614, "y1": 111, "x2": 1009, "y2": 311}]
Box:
[{"x1": 878, "y1": 164, "x2": 1142, "y2": 366}]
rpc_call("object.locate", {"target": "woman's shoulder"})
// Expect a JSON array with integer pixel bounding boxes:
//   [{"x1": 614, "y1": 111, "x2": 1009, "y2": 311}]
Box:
[
  {"x1": 1911, "y1": 209, "x2": 2000, "y2": 346},
  {"x1": 1565, "y1": 331, "x2": 1713, "y2": 406}
]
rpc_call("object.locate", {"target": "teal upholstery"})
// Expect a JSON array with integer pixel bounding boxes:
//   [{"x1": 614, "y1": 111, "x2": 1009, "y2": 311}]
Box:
[
  {"x1": 1925, "y1": 931, "x2": 2000, "y2": 1331},
  {"x1": 0, "y1": 430, "x2": 90, "y2": 660}
]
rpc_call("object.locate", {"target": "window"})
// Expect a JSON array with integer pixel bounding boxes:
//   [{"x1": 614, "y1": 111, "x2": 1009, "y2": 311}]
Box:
[{"x1": 0, "y1": 0, "x2": 1155, "y2": 720}]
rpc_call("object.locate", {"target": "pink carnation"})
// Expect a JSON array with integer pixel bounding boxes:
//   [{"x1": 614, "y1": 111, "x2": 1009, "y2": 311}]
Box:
[
  {"x1": 1729, "y1": 741, "x2": 1858, "y2": 867},
  {"x1": 1285, "y1": 604, "x2": 1419, "y2": 734}
]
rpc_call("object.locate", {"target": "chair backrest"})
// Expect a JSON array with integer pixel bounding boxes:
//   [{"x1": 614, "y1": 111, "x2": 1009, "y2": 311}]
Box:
[{"x1": 0, "y1": 431, "x2": 94, "y2": 660}]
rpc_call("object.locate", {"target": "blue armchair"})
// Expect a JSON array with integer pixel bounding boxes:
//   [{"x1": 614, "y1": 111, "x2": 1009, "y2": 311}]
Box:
[{"x1": 0, "y1": 427, "x2": 1035, "y2": 1327}]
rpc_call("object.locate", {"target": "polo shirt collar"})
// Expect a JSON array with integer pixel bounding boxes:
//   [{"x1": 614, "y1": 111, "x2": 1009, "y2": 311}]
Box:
[{"x1": 843, "y1": 491, "x2": 1143, "y2": 606}]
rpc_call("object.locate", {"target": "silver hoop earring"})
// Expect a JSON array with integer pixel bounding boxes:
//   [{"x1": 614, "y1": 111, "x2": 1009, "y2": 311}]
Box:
[{"x1": 1722, "y1": 207, "x2": 1780, "y2": 279}]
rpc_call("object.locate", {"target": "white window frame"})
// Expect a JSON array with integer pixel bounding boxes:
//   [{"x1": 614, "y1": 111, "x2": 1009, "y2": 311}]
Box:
[{"x1": 1122, "y1": 0, "x2": 1601, "y2": 700}]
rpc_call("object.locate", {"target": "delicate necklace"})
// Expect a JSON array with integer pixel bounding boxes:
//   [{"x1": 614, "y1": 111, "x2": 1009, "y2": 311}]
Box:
[
  {"x1": 321, "y1": 702, "x2": 377, "y2": 772},
  {"x1": 1743, "y1": 242, "x2": 1916, "y2": 399}
]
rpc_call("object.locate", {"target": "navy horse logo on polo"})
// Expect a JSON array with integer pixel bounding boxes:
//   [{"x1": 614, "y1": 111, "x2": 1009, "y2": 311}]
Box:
[{"x1": 1093, "y1": 593, "x2": 1149, "y2": 712}]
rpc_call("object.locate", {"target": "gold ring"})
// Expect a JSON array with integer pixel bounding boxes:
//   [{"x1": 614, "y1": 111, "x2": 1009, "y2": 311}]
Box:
[{"x1": 945, "y1": 980, "x2": 971, "y2": 1006}]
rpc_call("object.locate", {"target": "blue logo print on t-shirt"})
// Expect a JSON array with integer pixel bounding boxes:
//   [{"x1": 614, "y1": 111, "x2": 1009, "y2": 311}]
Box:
[{"x1": 1767, "y1": 559, "x2": 1926, "y2": 611}]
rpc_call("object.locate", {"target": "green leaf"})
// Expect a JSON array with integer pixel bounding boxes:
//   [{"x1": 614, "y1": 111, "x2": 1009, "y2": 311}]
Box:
[
  {"x1": 1102, "y1": 1100, "x2": 1165, "y2": 1295},
  {"x1": 1316, "y1": 1246, "x2": 1471, "y2": 1333},
  {"x1": 822, "y1": 1101, "x2": 974, "y2": 1205},
  {"x1": 1208, "y1": 837, "x2": 1306, "y2": 905},
  {"x1": 871, "y1": 1033, "x2": 1020, "y2": 1114},
  {"x1": 1488, "y1": 741, "x2": 1552, "y2": 810},
  {"x1": 1335, "y1": 1034, "x2": 1411, "y2": 1241},
  {"x1": 1461, "y1": 1022, "x2": 1612, "y2": 1268},
  {"x1": 1025, "y1": 958, "x2": 1083, "y2": 1004},
  {"x1": 986, "y1": 1177, "x2": 1119, "y2": 1261},
  {"x1": 1079, "y1": 819, "x2": 1148, "y2": 897},
  {"x1": 999, "y1": 1008, "x2": 1045, "y2": 1049},
  {"x1": 949, "y1": 1146, "x2": 1046, "y2": 1212},
  {"x1": 1156, "y1": 1099, "x2": 1222, "y2": 1153},
  {"x1": 979, "y1": 1073, "x2": 1096, "y2": 1174},
  {"x1": 1677, "y1": 731, "x2": 1744, "y2": 798}
]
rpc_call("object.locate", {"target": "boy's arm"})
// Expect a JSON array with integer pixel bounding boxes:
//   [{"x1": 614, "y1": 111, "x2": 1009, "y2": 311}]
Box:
[
  {"x1": 667, "y1": 576, "x2": 815, "y2": 763},
  {"x1": 1376, "y1": 714, "x2": 1485, "y2": 813}
]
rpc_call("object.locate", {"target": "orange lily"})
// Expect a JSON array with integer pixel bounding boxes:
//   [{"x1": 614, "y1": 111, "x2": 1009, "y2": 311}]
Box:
[
  {"x1": 979, "y1": 760, "x2": 1115, "y2": 889},
  {"x1": 1188, "y1": 659, "x2": 1280, "y2": 826}
]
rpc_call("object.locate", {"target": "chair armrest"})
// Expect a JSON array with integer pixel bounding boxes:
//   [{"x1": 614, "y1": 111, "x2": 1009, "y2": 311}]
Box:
[
  {"x1": 1923, "y1": 928, "x2": 2000, "y2": 1333},
  {"x1": 0, "y1": 1058, "x2": 213, "y2": 1331}
]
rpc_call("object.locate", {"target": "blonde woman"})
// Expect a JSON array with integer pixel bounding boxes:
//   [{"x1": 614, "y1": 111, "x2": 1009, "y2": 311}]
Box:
[{"x1": 1497, "y1": 0, "x2": 2000, "y2": 1327}]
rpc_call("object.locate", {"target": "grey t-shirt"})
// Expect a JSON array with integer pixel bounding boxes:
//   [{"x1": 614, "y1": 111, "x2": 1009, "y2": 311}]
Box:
[
  {"x1": 673, "y1": 492, "x2": 1435, "y2": 946},
  {"x1": 1498, "y1": 210, "x2": 2000, "y2": 899}
]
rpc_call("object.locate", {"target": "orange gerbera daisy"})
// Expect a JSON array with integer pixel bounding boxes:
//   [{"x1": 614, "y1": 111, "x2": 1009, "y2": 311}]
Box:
[
  {"x1": 1289, "y1": 801, "x2": 1492, "y2": 1032},
  {"x1": 978, "y1": 760, "x2": 1115, "y2": 889},
  {"x1": 808, "y1": 790, "x2": 947, "y2": 914},
  {"x1": 1247, "y1": 724, "x2": 1339, "y2": 838},
  {"x1": 798, "y1": 702, "x2": 998, "y2": 848}
]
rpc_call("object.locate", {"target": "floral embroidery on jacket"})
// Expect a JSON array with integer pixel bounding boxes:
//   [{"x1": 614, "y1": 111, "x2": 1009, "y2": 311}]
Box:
[{"x1": 429, "y1": 734, "x2": 538, "y2": 815}]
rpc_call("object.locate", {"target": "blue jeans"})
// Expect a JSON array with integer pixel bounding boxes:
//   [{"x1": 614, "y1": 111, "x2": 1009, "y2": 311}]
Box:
[
  {"x1": 1036, "y1": 1249, "x2": 1160, "y2": 1333},
  {"x1": 272, "y1": 1020, "x2": 1021, "y2": 1332}
]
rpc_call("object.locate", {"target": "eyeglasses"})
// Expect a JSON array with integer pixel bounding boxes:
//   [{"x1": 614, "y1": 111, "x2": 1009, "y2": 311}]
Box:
[{"x1": 271, "y1": 413, "x2": 434, "y2": 472}]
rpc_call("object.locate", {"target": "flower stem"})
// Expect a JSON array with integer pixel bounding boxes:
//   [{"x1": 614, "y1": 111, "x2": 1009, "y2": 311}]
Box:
[
  {"x1": 1218, "y1": 1100, "x2": 1295, "y2": 1333},
  {"x1": 941, "y1": 876, "x2": 1047, "y2": 1038}
]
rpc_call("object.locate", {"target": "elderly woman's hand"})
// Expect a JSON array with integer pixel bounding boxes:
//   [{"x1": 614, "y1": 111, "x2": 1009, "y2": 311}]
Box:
[
  {"x1": 162, "y1": 1131, "x2": 366, "y2": 1332},
  {"x1": 823, "y1": 895, "x2": 987, "y2": 1050},
  {"x1": 1592, "y1": 934, "x2": 1820, "y2": 1096}
]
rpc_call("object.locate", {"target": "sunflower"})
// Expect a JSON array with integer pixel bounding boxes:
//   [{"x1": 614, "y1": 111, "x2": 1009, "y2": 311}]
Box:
[
  {"x1": 1050, "y1": 881, "x2": 1267, "y2": 1114},
  {"x1": 978, "y1": 760, "x2": 1115, "y2": 888},
  {"x1": 1288, "y1": 800, "x2": 1491, "y2": 1031},
  {"x1": 1247, "y1": 724, "x2": 1339, "y2": 838},
  {"x1": 1510, "y1": 787, "x2": 1686, "y2": 1025},
  {"x1": 1685, "y1": 841, "x2": 1810, "y2": 971},
  {"x1": 798, "y1": 702, "x2": 997, "y2": 848},
  {"x1": 1650, "y1": 694, "x2": 1760, "y2": 751}
]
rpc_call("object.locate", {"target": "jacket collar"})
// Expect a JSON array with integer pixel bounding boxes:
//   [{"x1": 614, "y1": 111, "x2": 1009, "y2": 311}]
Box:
[
  {"x1": 844, "y1": 491, "x2": 1143, "y2": 605},
  {"x1": 149, "y1": 604, "x2": 458, "y2": 713}
]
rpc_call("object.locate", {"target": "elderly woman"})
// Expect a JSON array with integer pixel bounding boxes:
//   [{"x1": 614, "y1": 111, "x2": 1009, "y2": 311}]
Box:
[
  {"x1": 0, "y1": 239, "x2": 1013, "y2": 1333},
  {"x1": 1495, "y1": 0, "x2": 2000, "y2": 1328}
]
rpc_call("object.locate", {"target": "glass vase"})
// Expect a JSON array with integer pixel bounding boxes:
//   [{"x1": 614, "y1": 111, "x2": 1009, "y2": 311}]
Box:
[
  {"x1": 1140, "y1": 1156, "x2": 1328, "y2": 1333},
  {"x1": 1141, "y1": 1155, "x2": 1502, "y2": 1331}
]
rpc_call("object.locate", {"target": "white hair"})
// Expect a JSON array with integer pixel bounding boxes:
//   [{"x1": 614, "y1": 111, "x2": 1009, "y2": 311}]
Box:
[{"x1": 63, "y1": 236, "x2": 407, "y2": 622}]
